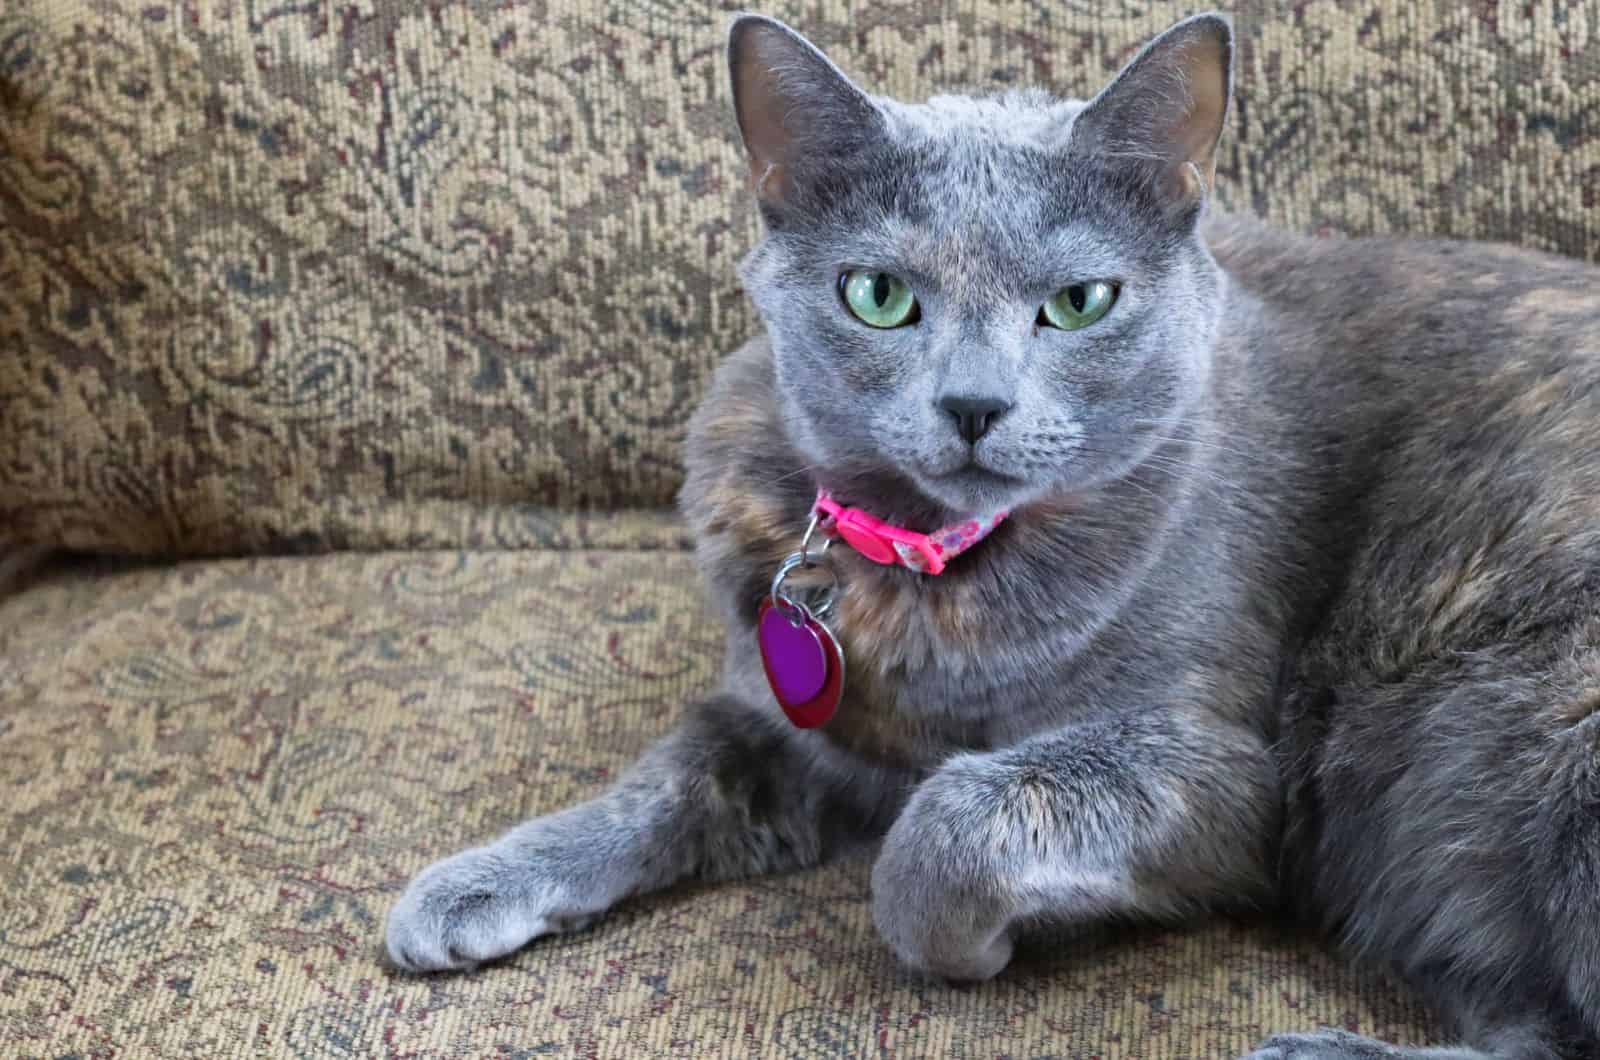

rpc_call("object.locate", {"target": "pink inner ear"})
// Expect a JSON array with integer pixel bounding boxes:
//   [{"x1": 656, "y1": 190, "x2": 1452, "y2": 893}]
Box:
[
  {"x1": 1165, "y1": 37, "x2": 1230, "y2": 183},
  {"x1": 732, "y1": 67, "x2": 786, "y2": 196},
  {"x1": 733, "y1": 44, "x2": 790, "y2": 163}
]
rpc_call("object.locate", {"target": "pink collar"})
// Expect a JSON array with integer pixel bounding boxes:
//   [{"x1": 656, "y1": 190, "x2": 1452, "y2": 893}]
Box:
[{"x1": 812, "y1": 490, "x2": 1009, "y2": 575}]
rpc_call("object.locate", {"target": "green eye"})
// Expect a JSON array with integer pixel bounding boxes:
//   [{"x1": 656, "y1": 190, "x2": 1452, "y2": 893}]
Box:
[
  {"x1": 1039, "y1": 281, "x2": 1118, "y2": 330},
  {"x1": 841, "y1": 270, "x2": 919, "y2": 328}
]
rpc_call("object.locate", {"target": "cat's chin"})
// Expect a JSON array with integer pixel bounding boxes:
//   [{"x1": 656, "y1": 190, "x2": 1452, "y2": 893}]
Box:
[{"x1": 915, "y1": 464, "x2": 1030, "y2": 516}]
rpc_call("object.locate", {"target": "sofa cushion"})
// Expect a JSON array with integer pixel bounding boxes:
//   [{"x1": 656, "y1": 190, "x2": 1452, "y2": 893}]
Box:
[
  {"x1": 2, "y1": 2, "x2": 1597, "y2": 555},
  {"x1": 0, "y1": 548, "x2": 1439, "y2": 1055}
]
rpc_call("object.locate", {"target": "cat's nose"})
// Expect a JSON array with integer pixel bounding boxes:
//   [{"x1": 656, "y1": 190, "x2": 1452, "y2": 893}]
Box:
[{"x1": 937, "y1": 394, "x2": 1013, "y2": 445}]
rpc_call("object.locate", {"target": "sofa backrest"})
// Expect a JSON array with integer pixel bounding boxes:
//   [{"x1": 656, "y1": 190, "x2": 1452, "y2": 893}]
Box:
[{"x1": 2, "y1": 1, "x2": 1597, "y2": 555}]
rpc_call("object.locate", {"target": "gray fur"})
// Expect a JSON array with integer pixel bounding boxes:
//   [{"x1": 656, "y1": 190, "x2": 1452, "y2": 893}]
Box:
[{"x1": 385, "y1": 12, "x2": 1600, "y2": 1059}]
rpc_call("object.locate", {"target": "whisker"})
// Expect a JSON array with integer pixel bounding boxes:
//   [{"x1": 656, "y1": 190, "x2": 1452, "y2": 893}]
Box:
[
  {"x1": 752, "y1": 462, "x2": 828, "y2": 490},
  {"x1": 1067, "y1": 444, "x2": 1243, "y2": 494}
]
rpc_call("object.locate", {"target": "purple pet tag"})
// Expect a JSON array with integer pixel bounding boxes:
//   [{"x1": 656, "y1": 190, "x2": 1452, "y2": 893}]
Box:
[
  {"x1": 758, "y1": 600, "x2": 828, "y2": 703},
  {"x1": 757, "y1": 598, "x2": 845, "y2": 728}
]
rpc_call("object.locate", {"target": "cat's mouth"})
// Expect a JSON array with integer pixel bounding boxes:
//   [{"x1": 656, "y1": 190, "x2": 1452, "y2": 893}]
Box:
[
  {"x1": 921, "y1": 448, "x2": 1024, "y2": 482},
  {"x1": 915, "y1": 458, "x2": 1027, "y2": 511},
  {"x1": 927, "y1": 460, "x2": 1019, "y2": 483}
]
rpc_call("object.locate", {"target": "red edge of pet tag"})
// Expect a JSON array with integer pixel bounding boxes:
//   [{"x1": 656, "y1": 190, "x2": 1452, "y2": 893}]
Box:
[
  {"x1": 757, "y1": 598, "x2": 844, "y2": 728},
  {"x1": 758, "y1": 519, "x2": 845, "y2": 729}
]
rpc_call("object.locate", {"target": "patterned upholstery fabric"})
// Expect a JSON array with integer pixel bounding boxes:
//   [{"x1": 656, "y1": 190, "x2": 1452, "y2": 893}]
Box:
[
  {"x1": 0, "y1": 1, "x2": 1596, "y2": 554},
  {"x1": 2, "y1": 2, "x2": 1597, "y2": 1055},
  {"x1": 0, "y1": 551, "x2": 1439, "y2": 1056}
]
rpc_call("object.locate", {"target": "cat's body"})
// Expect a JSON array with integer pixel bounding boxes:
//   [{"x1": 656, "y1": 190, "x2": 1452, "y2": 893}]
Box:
[
  {"x1": 386, "y1": 14, "x2": 1600, "y2": 1058},
  {"x1": 694, "y1": 211, "x2": 1600, "y2": 770},
  {"x1": 687, "y1": 217, "x2": 1600, "y2": 1054}
]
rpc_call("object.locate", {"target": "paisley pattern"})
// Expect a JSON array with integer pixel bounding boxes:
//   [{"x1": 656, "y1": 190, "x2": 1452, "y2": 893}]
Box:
[
  {"x1": 0, "y1": 549, "x2": 1441, "y2": 1056},
  {"x1": 0, "y1": 3, "x2": 1595, "y2": 1048},
  {"x1": 1, "y1": 1, "x2": 1597, "y2": 555}
]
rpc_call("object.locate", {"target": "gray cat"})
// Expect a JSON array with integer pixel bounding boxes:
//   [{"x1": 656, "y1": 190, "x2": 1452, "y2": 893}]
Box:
[{"x1": 384, "y1": 12, "x2": 1600, "y2": 1058}]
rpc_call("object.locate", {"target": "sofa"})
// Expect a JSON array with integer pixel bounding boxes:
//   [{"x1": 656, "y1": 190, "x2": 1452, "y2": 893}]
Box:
[{"x1": 2, "y1": 2, "x2": 1596, "y2": 1056}]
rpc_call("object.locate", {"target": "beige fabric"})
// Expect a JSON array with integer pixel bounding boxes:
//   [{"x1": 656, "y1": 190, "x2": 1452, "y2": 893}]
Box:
[
  {"x1": 0, "y1": 549, "x2": 1438, "y2": 1056},
  {"x1": 1, "y1": 3, "x2": 1592, "y2": 1051},
  {"x1": 1, "y1": 1, "x2": 1597, "y2": 555}
]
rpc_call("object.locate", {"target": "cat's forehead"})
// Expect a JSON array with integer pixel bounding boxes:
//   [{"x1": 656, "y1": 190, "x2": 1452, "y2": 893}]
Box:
[
  {"x1": 856, "y1": 92, "x2": 1130, "y2": 286},
  {"x1": 867, "y1": 89, "x2": 1097, "y2": 232},
  {"x1": 772, "y1": 87, "x2": 1169, "y2": 294},
  {"x1": 882, "y1": 90, "x2": 1086, "y2": 151}
]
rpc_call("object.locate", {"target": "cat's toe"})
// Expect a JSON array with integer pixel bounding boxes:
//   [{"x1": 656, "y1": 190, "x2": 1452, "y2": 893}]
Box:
[
  {"x1": 1241, "y1": 1030, "x2": 1401, "y2": 1060},
  {"x1": 385, "y1": 847, "x2": 554, "y2": 974},
  {"x1": 902, "y1": 932, "x2": 1015, "y2": 984}
]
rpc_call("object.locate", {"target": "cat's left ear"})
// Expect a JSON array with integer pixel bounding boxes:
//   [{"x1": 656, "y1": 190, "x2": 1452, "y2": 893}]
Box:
[{"x1": 1068, "y1": 12, "x2": 1233, "y2": 208}]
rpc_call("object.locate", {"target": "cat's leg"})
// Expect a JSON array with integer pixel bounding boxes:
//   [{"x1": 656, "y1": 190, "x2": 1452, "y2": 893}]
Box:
[
  {"x1": 1247, "y1": 989, "x2": 1590, "y2": 1059},
  {"x1": 1244, "y1": 999, "x2": 1584, "y2": 1059},
  {"x1": 870, "y1": 707, "x2": 1277, "y2": 982},
  {"x1": 1245, "y1": 662, "x2": 1600, "y2": 1060},
  {"x1": 1243, "y1": 1027, "x2": 1532, "y2": 1060},
  {"x1": 385, "y1": 693, "x2": 896, "y2": 972}
]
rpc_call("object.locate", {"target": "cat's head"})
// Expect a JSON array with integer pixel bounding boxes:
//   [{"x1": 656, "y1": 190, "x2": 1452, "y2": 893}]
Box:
[{"x1": 728, "y1": 13, "x2": 1231, "y2": 517}]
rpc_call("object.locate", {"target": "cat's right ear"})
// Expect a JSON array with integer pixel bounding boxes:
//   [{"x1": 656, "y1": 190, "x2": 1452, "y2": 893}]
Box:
[{"x1": 727, "y1": 15, "x2": 884, "y2": 209}]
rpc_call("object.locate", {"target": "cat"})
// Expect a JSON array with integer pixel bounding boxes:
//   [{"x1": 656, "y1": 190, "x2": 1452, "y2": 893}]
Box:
[{"x1": 384, "y1": 12, "x2": 1600, "y2": 1058}]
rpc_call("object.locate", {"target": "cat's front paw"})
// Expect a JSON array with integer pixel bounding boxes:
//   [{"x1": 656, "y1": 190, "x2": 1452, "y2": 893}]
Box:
[
  {"x1": 1242, "y1": 1029, "x2": 1404, "y2": 1059},
  {"x1": 385, "y1": 842, "x2": 595, "y2": 973},
  {"x1": 870, "y1": 764, "x2": 1020, "y2": 983}
]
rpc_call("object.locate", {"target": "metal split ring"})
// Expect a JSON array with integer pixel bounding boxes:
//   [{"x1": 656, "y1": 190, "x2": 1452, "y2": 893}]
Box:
[{"x1": 768, "y1": 549, "x2": 839, "y2": 622}]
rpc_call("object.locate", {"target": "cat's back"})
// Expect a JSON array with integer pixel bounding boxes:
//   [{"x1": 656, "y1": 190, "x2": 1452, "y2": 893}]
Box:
[
  {"x1": 1205, "y1": 212, "x2": 1600, "y2": 387},
  {"x1": 1205, "y1": 211, "x2": 1600, "y2": 488},
  {"x1": 1208, "y1": 213, "x2": 1600, "y2": 679}
]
